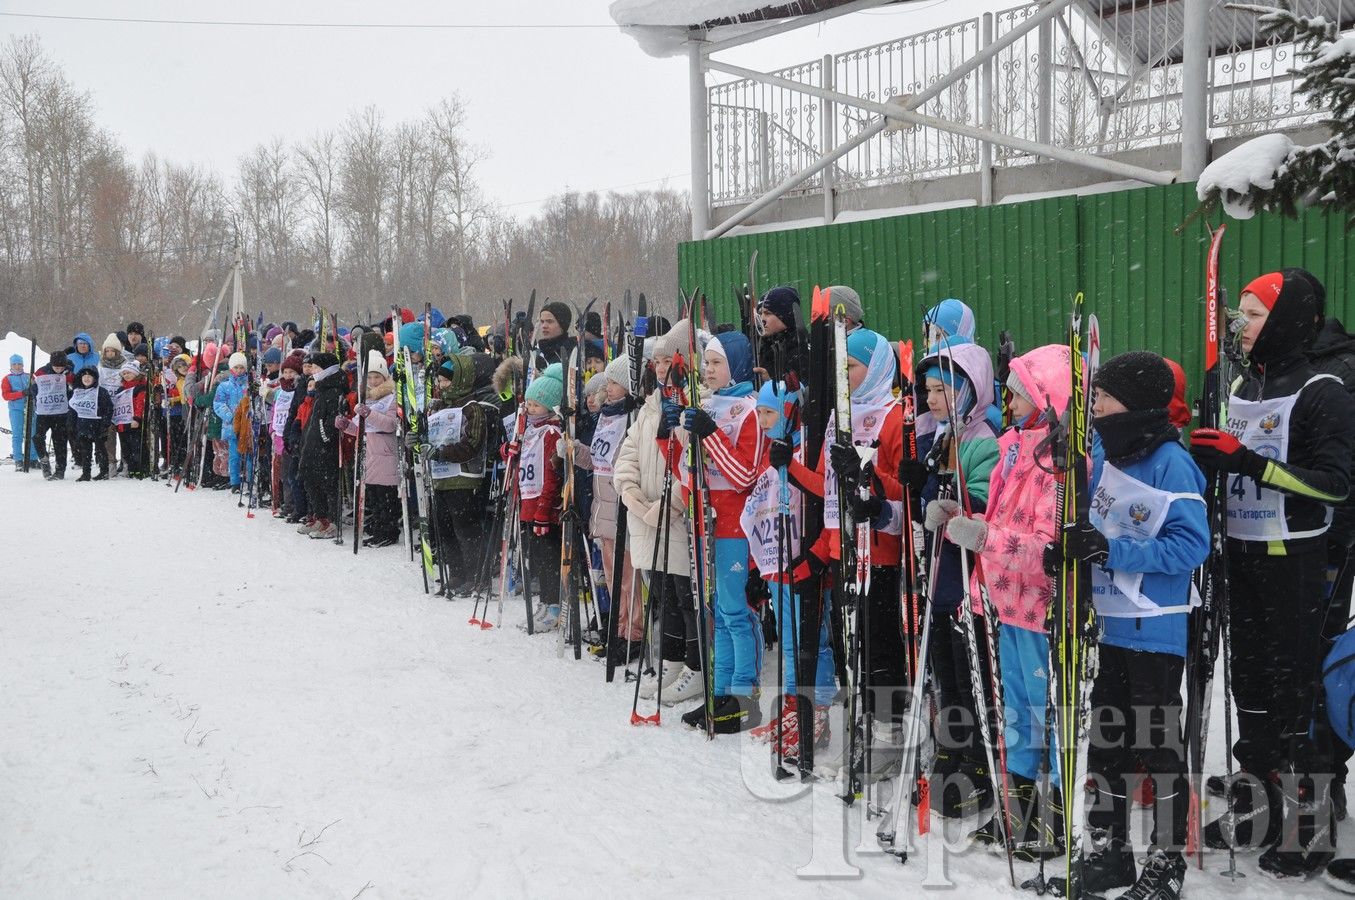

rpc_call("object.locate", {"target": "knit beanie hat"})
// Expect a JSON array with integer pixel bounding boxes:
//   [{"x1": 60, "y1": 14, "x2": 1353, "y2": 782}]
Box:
[
  {"x1": 757, "y1": 285, "x2": 800, "y2": 329},
  {"x1": 173, "y1": 353, "x2": 192, "y2": 370},
  {"x1": 50, "y1": 351, "x2": 69, "y2": 369},
  {"x1": 430, "y1": 328, "x2": 460, "y2": 357},
  {"x1": 262, "y1": 347, "x2": 283, "y2": 366},
  {"x1": 583, "y1": 370, "x2": 608, "y2": 399},
  {"x1": 584, "y1": 339, "x2": 605, "y2": 362},
  {"x1": 228, "y1": 351, "x2": 249, "y2": 370},
  {"x1": 541, "y1": 301, "x2": 572, "y2": 333},
  {"x1": 9, "y1": 353, "x2": 22, "y2": 366},
  {"x1": 582, "y1": 311, "x2": 603, "y2": 337},
  {"x1": 1092, "y1": 351, "x2": 1175, "y2": 412},
  {"x1": 366, "y1": 349, "x2": 389, "y2": 378},
  {"x1": 525, "y1": 362, "x2": 565, "y2": 410},
  {"x1": 1006, "y1": 370, "x2": 1034, "y2": 407},
  {"x1": 397, "y1": 321, "x2": 426, "y2": 352},
  {"x1": 281, "y1": 351, "x2": 304, "y2": 376},
  {"x1": 601, "y1": 353, "x2": 633, "y2": 394},
  {"x1": 826, "y1": 285, "x2": 865, "y2": 324},
  {"x1": 845, "y1": 328, "x2": 879, "y2": 365},
  {"x1": 309, "y1": 352, "x2": 341, "y2": 371},
  {"x1": 102, "y1": 333, "x2": 123, "y2": 352},
  {"x1": 120, "y1": 360, "x2": 141, "y2": 377}
]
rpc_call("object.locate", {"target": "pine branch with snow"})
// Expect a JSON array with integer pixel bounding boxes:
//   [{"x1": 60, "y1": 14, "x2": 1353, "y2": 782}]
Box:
[{"x1": 1196, "y1": 2, "x2": 1355, "y2": 223}]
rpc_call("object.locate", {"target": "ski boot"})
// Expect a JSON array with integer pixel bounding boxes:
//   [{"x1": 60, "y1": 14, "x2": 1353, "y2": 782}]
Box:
[
  {"x1": 710, "y1": 694, "x2": 760, "y2": 735},
  {"x1": 1258, "y1": 773, "x2": 1337, "y2": 879},
  {"x1": 639, "y1": 660, "x2": 685, "y2": 700},
  {"x1": 1206, "y1": 770, "x2": 1282, "y2": 851},
  {"x1": 93, "y1": 467, "x2": 109, "y2": 481},
  {"x1": 1325, "y1": 858, "x2": 1355, "y2": 894},
  {"x1": 750, "y1": 696, "x2": 798, "y2": 745},
  {"x1": 40, "y1": 456, "x2": 52, "y2": 479},
  {"x1": 76, "y1": 468, "x2": 91, "y2": 482}
]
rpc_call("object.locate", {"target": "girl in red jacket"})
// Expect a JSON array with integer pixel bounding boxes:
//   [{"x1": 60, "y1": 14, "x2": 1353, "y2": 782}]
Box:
[
  {"x1": 517, "y1": 363, "x2": 565, "y2": 631},
  {"x1": 112, "y1": 361, "x2": 148, "y2": 477}
]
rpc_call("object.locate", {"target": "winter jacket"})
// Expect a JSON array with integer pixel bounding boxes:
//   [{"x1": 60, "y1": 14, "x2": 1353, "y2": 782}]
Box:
[
  {"x1": 341, "y1": 378, "x2": 399, "y2": 487},
  {"x1": 1090, "y1": 437, "x2": 1210, "y2": 657},
  {"x1": 165, "y1": 367, "x2": 197, "y2": 417},
  {"x1": 65, "y1": 333, "x2": 99, "y2": 375},
  {"x1": 213, "y1": 373, "x2": 250, "y2": 442},
  {"x1": 31, "y1": 363, "x2": 71, "y2": 419},
  {"x1": 66, "y1": 370, "x2": 113, "y2": 440},
  {"x1": 283, "y1": 372, "x2": 311, "y2": 454},
  {"x1": 535, "y1": 334, "x2": 574, "y2": 371},
  {"x1": 969, "y1": 344, "x2": 1072, "y2": 631},
  {"x1": 193, "y1": 368, "x2": 228, "y2": 440},
  {"x1": 113, "y1": 378, "x2": 147, "y2": 433},
  {"x1": 300, "y1": 366, "x2": 346, "y2": 481},
  {"x1": 757, "y1": 326, "x2": 808, "y2": 384},
  {"x1": 582, "y1": 402, "x2": 629, "y2": 541},
  {"x1": 427, "y1": 354, "x2": 488, "y2": 491},
  {"x1": 614, "y1": 390, "x2": 690, "y2": 577},
  {"x1": 518, "y1": 416, "x2": 562, "y2": 526},
  {"x1": 1307, "y1": 317, "x2": 1355, "y2": 548},
  {"x1": 2, "y1": 372, "x2": 30, "y2": 412}
]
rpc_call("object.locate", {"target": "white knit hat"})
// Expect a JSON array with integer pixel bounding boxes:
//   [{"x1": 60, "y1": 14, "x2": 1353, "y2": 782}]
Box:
[
  {"x1": 102, "y1": 333, "x2": 123, "y2": 351},
  {"x1": 366, "y1": 349, "x2": 389, "y2": 378},
  {"x1": 228, "y1": 351, "x2": 248, "y2": 370},
  {"x1": 601, "y1": 353, "x2": 633, "y2": 395}
]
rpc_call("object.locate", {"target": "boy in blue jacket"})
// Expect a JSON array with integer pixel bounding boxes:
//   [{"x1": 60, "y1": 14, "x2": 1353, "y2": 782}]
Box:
[{"x1": 1043, "y1": 352, "x2": 1209, "y2": 900}]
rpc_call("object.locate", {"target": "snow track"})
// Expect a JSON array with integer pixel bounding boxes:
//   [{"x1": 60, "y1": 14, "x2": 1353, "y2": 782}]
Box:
[{"x1": 0, "y1": 474, "x2": 1347, "y2": 898}]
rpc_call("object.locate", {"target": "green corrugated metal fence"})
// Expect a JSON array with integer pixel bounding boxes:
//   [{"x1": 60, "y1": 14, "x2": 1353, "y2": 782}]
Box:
[{"x1": 678, "y1": 182, "x2": 1354, "y2": 397}]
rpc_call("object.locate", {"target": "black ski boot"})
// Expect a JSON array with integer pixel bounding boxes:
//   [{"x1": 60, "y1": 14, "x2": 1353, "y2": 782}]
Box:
[
  {"x1": 938, "y1": 757, "x2": 993, "y2": 819},
  {"x1": 710, "y1": 694, "x2": 761, "y2": 735},
  {"x1": 93, "y1": 468, "x2": 109, "y2": 481},
  {"x1": 76, "y1": 468, "x2": 91, "y2": 482},
  {"x1": 40, "y1": 456, "x2": 52, "y2": 479},
  {"x1": 1078, "y1": 830, "x2": 1137, "y2": 895},
  {"x1": 53, "y1": 466, "x2": 65, "y2": 480},
  {"x1": 1324, "y1": 858, "x2": 1355, "y2": 894},
  {"x1": 1118, "y1": 848, "x2": 1185, "y2": 900},
  {"x1": 1258, "y1": 775, "x2": 1337, "y2": 879},
  {"x1": 680, "y1": 701, "x2": 709, "y2": 731},
  {"x1": 1206, "y1": 771, "x2": 1282, "y2": 851},
  {"x1": 974, "y1": 773, "x2": 1063, "y2": 862}
]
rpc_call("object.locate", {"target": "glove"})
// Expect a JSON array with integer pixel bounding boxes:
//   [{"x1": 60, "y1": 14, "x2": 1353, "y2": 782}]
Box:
[
  {"x1": 335, "y1": 415, "x2": 351, "y2": 431},
  {"x1": 829, "y1": 442, "x2": 862, "y2": 487},
  {"x1": 791, "y1": 549, "x2": 829, "y2": 583},
  {"x1": 850, "y1": 490, "x2": 882, "y2": 524},
  {"x1": 1061, "y1": 519, "x2": 1110, "y2": 567},
  {"x1": 1190, "y1": 428, "x2": 1266, "y2": 477},
  {"x1": 924, "y1": 498, "x2": 961, "y2": 533},
  {"x1": 354, "y1": 403, "x2": 371, "y2": 418},
  {"x1": 768, "y1": 439, "x2": 793, "y2": 469},
  {"x1": 682, "y1": 407, "x2": 718, "y2": 439},
  {"x1": 745, "y1": 575, "x2": 770, "y2": 609},
  {"x1": 500, "y1": 440, "x2": 520, "y2": 461},
  {"x1": 899, "y1": 456, "x2": 931, "y2": 495},
  {"x1": 661, "y1": 397, "x2": 682, "y2": 432},
  {"x1": 1042, "y1": 541, "x2": 1064, "y2": 577},
  {"x1": 945, "y1": 514, "x2": 988, "y2": 552},
  {"x1": 622, "y1": 394, "x2": 642, "y2": 413}
]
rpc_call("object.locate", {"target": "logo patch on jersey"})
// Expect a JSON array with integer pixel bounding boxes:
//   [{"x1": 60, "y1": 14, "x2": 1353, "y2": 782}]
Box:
[
  {"x1": 730, "y1": 561, "x2": 744, "y2": 573},
  {"x1": 1259, "y1": 413, "x2": 1282, "y2": 434},
  {"x1": 1129, "y1": 502, "x2": 1152, "y2": 525}
]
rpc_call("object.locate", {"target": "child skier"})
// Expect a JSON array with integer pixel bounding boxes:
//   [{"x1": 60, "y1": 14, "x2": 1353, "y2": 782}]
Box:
[
  {"x1": 745, "y1": 379, "x2": 835, "y2": 756},
  {"x1": 66, "y1": 366, "x2": 114, "y2": 481},
  {"x1": 913, "y1": 339, "x2": 1001, "y2": 817},
  {"x1": 672, "y1": 331, "x2": 763, "y2": 735},
  {"x1": 298, "y1": 352, "x2": 346, "y2": 540},
  {"x1": 516, "y1": 363, "x2": 565, "y2": 629},
  {"x1": 213, "y1": 352, "x2": 253, "y2": 494},
  {"x1": 943, "y1": 343, "x2": 1071, "y2": 860},
  {"x1": 1042, "y1": 351, "x2": 1209, "y2": 898},
  {"x1": 112, "y1": 360, "x2": 147, "y2": 478},
  {"x1": 426, "y1": 354, "x2": 490, "y2": 593},
  {"x1": 31, "y1": 351, "x2": 72, "y2": 480},
  {"x1": 1190, "y1": 268, "x2": 1355, "y2": 878},
  {"x1": 338, "y1": 350, "x2": 403, "y2": 548},
  {"x1": 3, "y1": 353, "x2": 38, "y2": 468}
]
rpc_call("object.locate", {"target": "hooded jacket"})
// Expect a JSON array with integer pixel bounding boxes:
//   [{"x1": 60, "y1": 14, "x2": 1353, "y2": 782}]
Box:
[
  {"x1": 300, "y1": 366, "x2": 347, "y2": 480},
  {"x1": 613, "y1": 388, "x2": 691, "y2": 577},
  {"x1": 914, "y1": 341, "x2": 1001, "y2": 612},
  {"x1": 1228, "y1": 271, "x2": 1355, "y2": 555},
  {"x1": 213, "y1": 372, "x2": 250, "y2": 441},
  {"x1": 427, "y1": 356, "x2": 488, "y2": 491},
  {"x1": 1307, "y1": 316, "x2": 1355, "y2": 548},
  {"x1": 66, "y1": 367, "x2": 114, "y2": 439},
  {"x1": 341, "y1": 376, "x2": 399, "y2": 487},
  {"x1": 66, "y1": 333, "x2": 99, "y2": 376},
  {"x1": 969, "y1": 344, "x2": 1072, "y2": 631}
]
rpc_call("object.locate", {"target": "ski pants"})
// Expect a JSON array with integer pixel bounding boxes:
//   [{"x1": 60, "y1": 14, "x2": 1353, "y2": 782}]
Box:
[
  {"x1": 657, "y1": 572, "x2": 701, "y2": 669},
  {"x1": 363, "y1": 483, "x2": 400, "y2": 542},
  {"x1": 33, "y1": 414, "x2": 67, "y2": 472},
  {"x1": 117, "y1": 427, "x2": 144, "y2": 476},
  {"x1": 226, "y1": 434, "x2": 253, "y2": 487},
  {"x1": 525, "y1": 523, "x2": 561, "y2": 609},
  {"x1": 285, "y1": 452, "x2": 308, "y2": 517},
  {"x1": 712, "y1": 537, "x2": 761, "y2": 697},
  {"x1": 434, "y1": 488, "x2": 485, "y2": 585},
  {"x1": 599, "y1": 537, "x2": 639, "y2": 642},
  {"x1": 71, "y1": 431, "x2": 108, "y2": 475},
  {"x1": 1000, "y1": 624, "x2": 1058, "y2": 783},
  {"x1": 931, "y1": 607, "x2": 998, "y2": 772},
  {"x1": 103, "y1": 427, "x2": 118, "y2": 471},
  {"x1": 1087, "y1": 643, "x2": 1188, "y2": 850},
  {"x1": 8, "y1": 402, "x2": 36, "y2": 463},
  {"x1": 168, "y1": 413, "x2": 187, "y2": 473},
  {"x1": 1229, "y1": 550, "x2": 1330, "y2": 780},
  {"x1": 773, "y1": 580, "x2": 836, "y2": 707},
  {"x1": 304, "y1": 470, "x2": 340, "y2": 526},
  {"x1": 863, "y1": 567, "x2": 908, "y2": 724}
]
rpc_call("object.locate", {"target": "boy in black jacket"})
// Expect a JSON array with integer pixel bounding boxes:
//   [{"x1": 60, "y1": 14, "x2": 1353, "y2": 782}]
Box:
[
  {"x1": 67, "y1": 366, "x2": 114, "y2": 481},
  {"x1": 298, "y1": 352, "x2": 345, "y2": 540}
]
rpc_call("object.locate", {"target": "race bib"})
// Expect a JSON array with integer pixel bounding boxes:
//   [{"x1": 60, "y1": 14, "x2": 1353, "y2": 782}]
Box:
[
  {"x1": 69, "y1": 386, "x2": 100, "y2": 420},
  {"x1": 112, "y1": 388, "x2": 135, "y2": 426},
  {"x1": 35, "y1": 374, "x2": 67, "y2": 416}
]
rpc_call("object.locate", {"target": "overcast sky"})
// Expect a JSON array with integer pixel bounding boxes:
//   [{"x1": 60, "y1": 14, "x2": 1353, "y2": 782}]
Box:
[{"x1": 5, "y1": 0, "x2": 1001, "y2": 218}]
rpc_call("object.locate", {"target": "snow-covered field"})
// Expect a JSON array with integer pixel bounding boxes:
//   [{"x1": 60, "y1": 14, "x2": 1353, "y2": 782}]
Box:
[{"x1": 1, "y1": 473, "x2": 1349, "y2": 898}]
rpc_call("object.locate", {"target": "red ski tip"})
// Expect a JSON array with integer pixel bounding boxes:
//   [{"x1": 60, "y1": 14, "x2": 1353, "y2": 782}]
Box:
[
  {"x1": 630, "y1": 712, "x2": 661, "y2": 727},
  {"x1": 810, "y1": 286, "x2": 830, "y2": 323}
]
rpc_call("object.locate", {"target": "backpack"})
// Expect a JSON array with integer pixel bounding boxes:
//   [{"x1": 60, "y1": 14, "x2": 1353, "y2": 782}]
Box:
[{"x1": 1323, "y1": 628, "x2": 1355, "y2": 749}]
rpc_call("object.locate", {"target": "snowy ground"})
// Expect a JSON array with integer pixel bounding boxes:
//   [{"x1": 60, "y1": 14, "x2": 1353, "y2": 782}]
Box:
[{"x1": 1, "y1": 472, "x2": 1350, "y2": 898}]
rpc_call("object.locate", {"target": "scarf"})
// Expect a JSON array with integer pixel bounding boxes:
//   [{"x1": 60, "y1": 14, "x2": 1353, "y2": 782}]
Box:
[{"x1": 1095, "y1": 408, "x2": 1179, "y2": 466}]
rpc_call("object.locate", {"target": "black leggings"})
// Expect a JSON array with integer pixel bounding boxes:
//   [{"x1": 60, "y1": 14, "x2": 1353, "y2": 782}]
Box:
[
  {"x1": 657, "y1": 573, "x2": 701, "y2": 669},
  {"x1": 33, "y1": 415, "x2": 67, "y2": 471},
  {"x1": 363, "y1": 484, "x2": 401, "y2": 541},
  {"x1": 526, "y1": 524, "x2": 561, "y2": 608}
]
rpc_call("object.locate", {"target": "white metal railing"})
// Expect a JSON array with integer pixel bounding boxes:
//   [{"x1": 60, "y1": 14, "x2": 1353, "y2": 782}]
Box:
[{"x1": 706, "y1": 0, "x2": 1351, "y2": 206}]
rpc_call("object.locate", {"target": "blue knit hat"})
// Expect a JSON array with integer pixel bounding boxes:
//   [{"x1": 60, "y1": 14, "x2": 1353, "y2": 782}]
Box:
[
  {"x1": 430, "y1": 328, "x2": 460, "y2": 357},
  {"x1": 9, "y1": 353, "x2": 22, "y2": 366},
  {"x1": 846, "y1": 328, "x2": 879, "y2": 365},
  {"x1": 263, "y1": 347, "x2": 283, "y2": 366},
  {"x1": 397, "y1": 321, "x2": 426, "y2": 352},
  {"x1": 755, "y1": 380, "x2": 799, "y2": 441},
  {"x1": 525, "y1": 363, "x2": 565, "y2": 410}
]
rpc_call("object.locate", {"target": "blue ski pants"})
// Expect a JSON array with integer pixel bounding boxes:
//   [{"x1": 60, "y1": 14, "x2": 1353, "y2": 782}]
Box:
[
  {"x1": 8, "y1": 403, "x2": 38, "y2": 463},
  {"x1": 713, "y1": 537, "x2": 762, "y2": 697},
  {"x1": 226, "y1": 435, "x2": 253, "y2": 487},
  {"x1": 999, "y1": 624, "x2": 1059, "y2": 782},
  {"x1": 773, "y1": 581, "x2": 836, "y2": 707}
]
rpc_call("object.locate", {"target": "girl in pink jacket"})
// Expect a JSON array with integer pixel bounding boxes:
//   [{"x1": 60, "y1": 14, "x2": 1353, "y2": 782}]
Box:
[
  {"x1": 941, "y1": 343, "x2": 1072, "y2": 860},
  {"x1": 338, "y1": 350, "x2": 401, "y2": 547}
]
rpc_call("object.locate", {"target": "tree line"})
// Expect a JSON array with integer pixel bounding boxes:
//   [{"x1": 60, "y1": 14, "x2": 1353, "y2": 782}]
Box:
[{"x1": 0, "y1": 35, "x2": 691, "y2": 350}]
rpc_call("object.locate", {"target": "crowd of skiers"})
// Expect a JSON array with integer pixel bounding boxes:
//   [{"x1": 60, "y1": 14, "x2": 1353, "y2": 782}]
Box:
[{"x1": 9, "y1": 264, "x2": 1355, "y2": 898}]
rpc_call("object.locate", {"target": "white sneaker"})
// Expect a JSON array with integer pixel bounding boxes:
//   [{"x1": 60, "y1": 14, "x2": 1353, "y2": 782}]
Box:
[
  {"x1": 639, "y1": 660, "x2": 685, "y2": 700},
  {"x1": 532, "y1": 603, "x2": 554, "y2": 629},
  {"x1": 308, "y1": 522, "x2": 338, "y2": 540},
  {"x1": 297, "y1": 520, "x2": 317, "y2": 535},
  {"x1": 661, "y1": 666, "x2": 704, "y2": 706},
  {"x1": 537, "y1": 605, "x2": 561, "y2": 631}
]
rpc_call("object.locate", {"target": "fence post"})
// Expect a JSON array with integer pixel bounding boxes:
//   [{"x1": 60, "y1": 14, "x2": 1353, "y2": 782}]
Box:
[
  {"x1": 1037, "y1": 16, "x2": 1053, "y2": 159},
  {"x1": 822, "y1": 53, "x2": 836, "y2": 225},
  {"x1": 690, "y1": 40, "x2": 711, "y2": 240},
  {"x1": 980, "y1": 13, "x2": 995, "y2": 205},
  {"x1": 1180, "y1": 0, "x2": 1210, "y2": 179}
]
